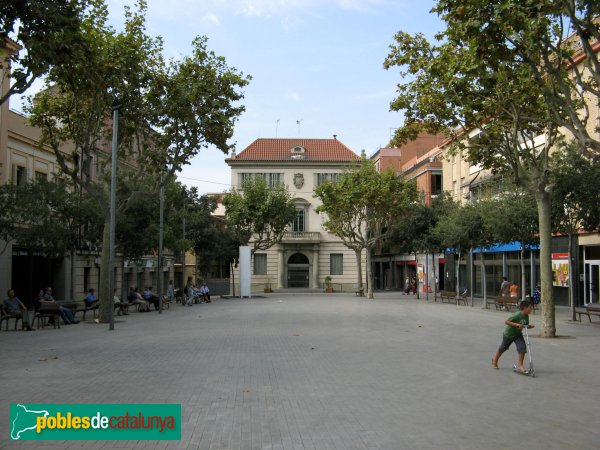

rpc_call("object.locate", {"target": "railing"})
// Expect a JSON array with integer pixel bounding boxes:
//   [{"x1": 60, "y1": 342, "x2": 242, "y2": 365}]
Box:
[{"x1": 282, "y1": 231, "x2": 321, "y2": 242}]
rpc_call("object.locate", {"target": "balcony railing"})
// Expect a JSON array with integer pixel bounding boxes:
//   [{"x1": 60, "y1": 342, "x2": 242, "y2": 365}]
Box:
[{"x1": 282, "y1": 231, "x2": 321, "y2": 243}]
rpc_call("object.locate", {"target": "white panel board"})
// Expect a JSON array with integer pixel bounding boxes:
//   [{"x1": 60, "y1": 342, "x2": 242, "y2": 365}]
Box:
[{"x1": 239, "y1": 246, "x2": 252, "y2": 298}]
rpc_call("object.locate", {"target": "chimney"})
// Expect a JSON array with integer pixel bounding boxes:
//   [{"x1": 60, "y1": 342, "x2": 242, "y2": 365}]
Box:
[
  {"x1": 361, "y1": 149, "x2": 366, "y2": 159},
  {"x1": 333, "y1": 134, "x2": 337, "y2": 140}
]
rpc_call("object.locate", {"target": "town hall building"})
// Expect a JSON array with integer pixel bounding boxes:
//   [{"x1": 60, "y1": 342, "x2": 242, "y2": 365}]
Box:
[{"x1": 226, "y1": 137, "x2": 366, "y2": 292}]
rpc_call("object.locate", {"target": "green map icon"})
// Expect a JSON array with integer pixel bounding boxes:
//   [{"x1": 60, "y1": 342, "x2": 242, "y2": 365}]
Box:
[{"x1": 10, "y1": 404, "x2": 49, "y2": 440}]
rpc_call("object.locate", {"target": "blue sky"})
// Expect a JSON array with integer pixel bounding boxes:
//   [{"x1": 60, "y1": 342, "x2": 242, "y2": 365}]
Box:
[{"x1": 22, "y1": 1, "x2": 445, "y2": 194}]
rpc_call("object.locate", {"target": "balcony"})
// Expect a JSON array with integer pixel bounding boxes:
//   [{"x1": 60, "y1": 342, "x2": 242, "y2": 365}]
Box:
[{"x1": 281, "y1": 231, "x2": 321, "y2": 243}]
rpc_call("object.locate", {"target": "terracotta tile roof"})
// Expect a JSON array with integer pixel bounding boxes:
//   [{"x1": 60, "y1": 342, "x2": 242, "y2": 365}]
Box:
[{"x1": 230, "y1": 138, "x2": 360, "y2": 162}]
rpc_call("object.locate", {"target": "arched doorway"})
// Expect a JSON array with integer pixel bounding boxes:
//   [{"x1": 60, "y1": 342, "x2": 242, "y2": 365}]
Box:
[{"x1": 287, "y1": 253, "x2": 309, "y2": 288}]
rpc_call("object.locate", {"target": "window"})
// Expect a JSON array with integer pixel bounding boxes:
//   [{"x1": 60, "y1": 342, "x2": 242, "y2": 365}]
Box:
[
  {"x1": 35, "y1": 171, "x2": 47, "y2": 182},
  {"x1": 431, "y1": 174, "x2": 442, "y2": 196},
  {"x1": 240, "y1": 173, "x2": 283, "y2": 188},
  {"x1": 254, "y1": 254, "x2": 267, "y2": 275},
  {"x1": 292, "y1": 209, "x2": 305, "y2": 232},
  {"x1": 265, "y1": 173, "x2": 281, "y2": 187},
  {"x1": 84, "y1": 267, "x2": 90, "y2": 292},
  {"x1": 316, "y1": 173, "x2": 341, "y2": 186},
  {"x1": 330, "y1": 254, "x2": 343, "y2": 275},
  {"x1": 13, "y1": 165, "x2": 27, "y2": 186}
]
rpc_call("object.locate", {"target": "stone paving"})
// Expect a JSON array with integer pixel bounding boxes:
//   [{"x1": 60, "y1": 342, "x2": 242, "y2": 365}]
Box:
[{"x1": 1, "y1": 292, "x2": 599, "y2": 450}]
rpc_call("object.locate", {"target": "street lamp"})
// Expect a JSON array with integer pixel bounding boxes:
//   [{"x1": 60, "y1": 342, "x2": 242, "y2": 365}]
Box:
[
  {"x1": 108, "y1": 99, "x2": 121, "y2": 330},
  {"x1": 158, "y1": 170, "x2": 165, "y2": 314}
]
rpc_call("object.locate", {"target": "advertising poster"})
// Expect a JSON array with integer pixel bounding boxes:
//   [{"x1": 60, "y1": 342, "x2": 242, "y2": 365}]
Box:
[
  {"x1": 552, "y1": 253, "x2": 569, "y2": 287},
  {"x1": 417, "y1": 264, "x2": 425, "y2": 292}
]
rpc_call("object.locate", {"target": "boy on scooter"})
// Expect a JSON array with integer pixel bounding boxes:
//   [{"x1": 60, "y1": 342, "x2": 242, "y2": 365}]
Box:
[{"x1": 491, "y1": 300, "x2": 534, "y2": 373}]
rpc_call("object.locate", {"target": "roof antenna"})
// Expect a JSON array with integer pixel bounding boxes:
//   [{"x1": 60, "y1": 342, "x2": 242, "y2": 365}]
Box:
[
  {"x1": 296, "y1": 119, "x2": 303, "y2": 138},
  {"x1": 275, "y1": 119, "x2": 280, "y2": 138}
]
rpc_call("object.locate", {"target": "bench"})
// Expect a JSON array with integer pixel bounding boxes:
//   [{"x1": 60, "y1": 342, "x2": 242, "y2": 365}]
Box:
[
  {"x1": 575, "y1": 304, "x2": 600, "y2": 322},
  {"x1": 438, "y1": 290, "x2": 468, "y2": 305},
  {"x1": 439, "y1": 290, "x2": 457, "y2": 303},
  {"x1": 1, "y1": 306, "x2": 24, "y2": 331},
  {"x1": 353, "y1": 284, "x2": 364, "y2": 296},
  {"x1": 493, "y1": 296, "x2": 519, "y2": 311},
  {"x1": 73, "y1": 300, "x2": 99, "y2": 321},
  {"x1": 35, "y1": 305, "x2": 61, "y2": 329}
]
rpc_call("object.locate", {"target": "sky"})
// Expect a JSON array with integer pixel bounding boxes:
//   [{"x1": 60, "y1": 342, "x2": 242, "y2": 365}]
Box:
[{"x1": 18, "y1": 0, "x2": 445, "y2": 194}]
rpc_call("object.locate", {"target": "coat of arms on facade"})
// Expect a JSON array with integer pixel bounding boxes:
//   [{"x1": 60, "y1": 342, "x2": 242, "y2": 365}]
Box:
[{"x1": 293, "y1": 173, "x2": 304, "y2": 189}]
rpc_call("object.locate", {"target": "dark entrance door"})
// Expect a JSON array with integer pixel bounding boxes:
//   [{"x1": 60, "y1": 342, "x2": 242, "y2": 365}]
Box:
[{"x1": 287, "y1": 253, "x2": 309, "y2": 288}]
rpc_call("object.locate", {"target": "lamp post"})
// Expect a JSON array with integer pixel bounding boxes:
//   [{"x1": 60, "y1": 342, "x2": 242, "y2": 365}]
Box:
[
  {"x1": 158, "y1": 172, "x2": 164, "y2": 314},
  {"x1": 108, "y1": 99, "x2": 121, "y2": 331}
]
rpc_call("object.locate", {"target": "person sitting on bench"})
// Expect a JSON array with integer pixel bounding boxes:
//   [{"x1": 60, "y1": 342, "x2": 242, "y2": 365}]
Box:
[
  {"x1": 84, "y1": 288, "x2": 99, "y2": 307},
  {"x1": 3, "y1": 289, "x2": 34, "y2": 331},
  {"x1": 199, "y1": 282, "x2": 211, "y2": 303}
]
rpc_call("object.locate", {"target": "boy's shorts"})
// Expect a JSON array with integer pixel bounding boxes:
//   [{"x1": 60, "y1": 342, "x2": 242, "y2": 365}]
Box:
[{"x1": 498, "y1": 334, "x2": 526, "y2": 354}]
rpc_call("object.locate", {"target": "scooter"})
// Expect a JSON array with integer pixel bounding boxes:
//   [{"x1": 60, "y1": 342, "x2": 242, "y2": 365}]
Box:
[{"x1": 513, "y1": 321, "x2": 535, "y2": 377}]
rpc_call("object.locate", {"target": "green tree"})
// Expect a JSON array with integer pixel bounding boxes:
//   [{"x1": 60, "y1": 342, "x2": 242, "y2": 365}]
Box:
[
  {"x1": 0, "y1": 178, "x2": 101, "y2": 257},
  {"x1": 434, "y1": 0, "x2": 600, "y2": 157},
  {"x1": 222, "y1": 176, "x2": 297, "y2": 254},
  {"x1": 552, "y1": 144, "x2": 600, "y2": 319},
  {"x1": 315, "y1": 161, "x2": 417, "y2": 299},
  {"x1": 27, "y1": 1, "x2": 249, "y2": 322},
  {"x1": 483, "y1": 186, "x2": 539, "y2": 300},
  {"x1": 0, "y1": 0, "x2": 88, "y2": 104},
  {"x1": 384, "y1": 6, "x2": 565, "y2": 336},
  {"x1": 435, "y1": 200, "x2": 488, "y2": 301}
]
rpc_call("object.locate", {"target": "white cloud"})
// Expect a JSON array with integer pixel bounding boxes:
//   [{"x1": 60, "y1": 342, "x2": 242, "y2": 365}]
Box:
[
  {"x1": 202, "y1": 13, "x2": 220, "y2": 25},
  {"x1": 285, "y1": 89, "x2": 302, "y2": 102}
]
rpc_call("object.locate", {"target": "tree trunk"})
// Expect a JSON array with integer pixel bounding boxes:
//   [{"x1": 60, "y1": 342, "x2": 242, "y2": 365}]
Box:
[
  {"x1": 535, "y1": 190, "x2": 556, "y2": 337},
  {"x1": 231, "y1": 262, "x2": 236, "y2": 297},
  {"x1": 481, "y1": 255, "x2": 488, "y2": 309},
  {"x1": 367, "y1": 247, "x2": 374, "y2": 299},
  {"x1": 456, "y1": 251, "x2": 461, "y2": 295},
  {"x1": 431, "y1": 252, "x2": 437, "y2": 301},
  {"x1": 355, "y1": 249, "x2": 364, "y2": 296},
  {"x1": 415, "y1": 252, "x2": 420, "y2": 299},
  {"x1": 98, "y1": 218, "x2": 111, "y2": 323},
  {"x1": 520, "y1": 245, "x2": 527, "y2": 301},
  {"x1": 569, "y1": 233, "x2": 575, "y2": 321}
]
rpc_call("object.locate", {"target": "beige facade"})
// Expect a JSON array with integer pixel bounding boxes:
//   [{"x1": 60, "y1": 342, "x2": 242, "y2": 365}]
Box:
[
  {"x1": 226, "y1": 138, "x2": 367, "y2": 293},
  {"x1": 0, "y1": 39, "x2": 175, "y2": 305}
]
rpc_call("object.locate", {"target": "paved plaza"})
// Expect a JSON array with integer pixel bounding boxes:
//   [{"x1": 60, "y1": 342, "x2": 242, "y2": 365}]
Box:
[{"x1": 1, "y1": 292, "x2": 599, "y2": 450}]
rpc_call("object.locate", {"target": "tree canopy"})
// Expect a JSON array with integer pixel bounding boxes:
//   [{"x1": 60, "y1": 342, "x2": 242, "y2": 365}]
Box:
[
  {"x1": 0, "y1": 0, "x2": 88, "y2": 104},
  {"x1": 26, "y1": 0, "x2": 250, "y2": 322},
  {"x1": 314, "y1": 160, "x2": 417, "y2": 298},
  {"x1": 222, "y1": 176, "x2": 297, "y2": 253}
]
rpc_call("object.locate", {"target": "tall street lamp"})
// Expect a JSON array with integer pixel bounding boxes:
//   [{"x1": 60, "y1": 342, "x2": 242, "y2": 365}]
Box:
[{"x1": 108, "y1": 99, "x2": 121, "y2": 330}]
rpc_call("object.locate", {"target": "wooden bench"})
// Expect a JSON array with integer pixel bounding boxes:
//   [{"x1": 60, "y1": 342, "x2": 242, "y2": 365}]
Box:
[
  {"x1": 439, "y1": 290, "x2": 457, "y2": 303},
  {"x1": 73, "y1": 300, "x2": 99, "y2": 321},
  {"x1": 575, "y1": 304, "x2": 600, "y2": 322},
  {"x1": 352, "y1": 284, "x2": 364, "y2": 296},
  {"x1": 0, "y1": 306, "x2": 24, "y2": 331},
  {"x1": 493, "y1": 296, "x2": 519, "y2": 311},
  {"x1": 438, "y1": 290, "x2": 468, "y2": 305}
]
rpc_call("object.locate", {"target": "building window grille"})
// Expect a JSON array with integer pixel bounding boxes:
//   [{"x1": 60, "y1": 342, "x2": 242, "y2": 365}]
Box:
[
  {"x1": 254, "y1": 254, "x2": 267, "y2": 275},
  {"x1": 330, "y1": 254, "x2": 343, "y2": 275}
]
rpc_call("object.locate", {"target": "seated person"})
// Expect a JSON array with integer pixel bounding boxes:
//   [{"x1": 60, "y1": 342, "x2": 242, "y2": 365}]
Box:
[
  {"x1": 143, "y1": 286, "x2": 159, "y2": 310},
  {"x1": 199, "y1": 282, "x2": 211, "y2": 303},
  {"x1": 3, "y1": 289, "x2": 34, "y2": 330},
  {"x1": 129, "y1": 287, "x2": 150, "y2": 312},
  {"x1": 40, "y1": 286, "x2": 78, "y2": 324},
  {"x1": 84, "y1": 288, "x2": 99, "y2": 307},
  {"x1": 113, "y1": 289, "x2": 129, "y2": 316}
]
